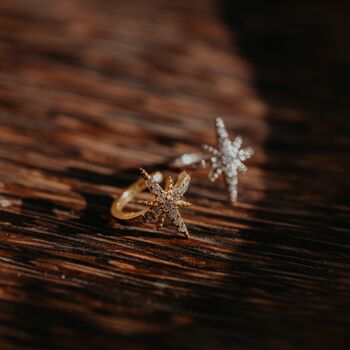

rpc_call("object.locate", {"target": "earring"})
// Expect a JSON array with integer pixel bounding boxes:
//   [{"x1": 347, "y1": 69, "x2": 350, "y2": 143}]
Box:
[
  {"x1": 172, "y1": 117, "x2": 254, "y2": 203},
  {"x1": 111, "y1": 168, "x2": 192, "y2": 238}
]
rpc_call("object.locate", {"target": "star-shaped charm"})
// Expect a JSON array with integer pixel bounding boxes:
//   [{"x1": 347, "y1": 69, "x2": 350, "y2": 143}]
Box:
[
  {"x1": 202, "y1": 117, "x2": 254, "y2": 203},
  {"x1": 139, "y1": 168, "x2": 192, "y2": 238}
]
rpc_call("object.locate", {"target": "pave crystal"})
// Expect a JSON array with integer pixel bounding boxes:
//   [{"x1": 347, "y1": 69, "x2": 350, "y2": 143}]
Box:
[
  {"x1": 140, "y1": 169, "x2": 191, "y2": 237},
  {"x1": 202, "y1": 117, "x2": 254, "y2": 202}
]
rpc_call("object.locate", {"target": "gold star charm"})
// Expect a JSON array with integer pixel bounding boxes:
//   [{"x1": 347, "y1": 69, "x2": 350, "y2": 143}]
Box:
[{"x1": 138, "y1": 168, "x2": 192, "y2": 238}]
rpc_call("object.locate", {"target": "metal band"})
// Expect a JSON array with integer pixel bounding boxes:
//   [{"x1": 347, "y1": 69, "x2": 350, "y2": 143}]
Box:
[
  {"x1": 110, "y1": 172, "x2": 163, "y2": 221},
  {"x1": 171, "y1": 152, "x2": 208, "y2": 169}
]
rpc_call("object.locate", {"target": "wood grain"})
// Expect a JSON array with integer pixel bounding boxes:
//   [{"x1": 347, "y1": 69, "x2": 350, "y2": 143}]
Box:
[{"x1": 0, "y1": 0, "x2": 349, "y2": 349}]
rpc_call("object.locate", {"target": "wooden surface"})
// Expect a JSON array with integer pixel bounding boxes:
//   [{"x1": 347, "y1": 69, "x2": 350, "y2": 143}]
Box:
[{"x1": 0, "y1": 0, "x2": 349, "y2": 349}]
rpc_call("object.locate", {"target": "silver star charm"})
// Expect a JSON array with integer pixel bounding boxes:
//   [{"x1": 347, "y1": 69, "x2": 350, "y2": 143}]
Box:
[{"x1": 202, "y1": 117, "x2": 254, "y2": 203}]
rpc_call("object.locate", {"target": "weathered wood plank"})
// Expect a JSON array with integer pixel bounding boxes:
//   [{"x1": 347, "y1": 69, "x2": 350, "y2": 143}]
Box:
[{"x1": 0, "y1": 0, "x2": 349, "y2": 349}]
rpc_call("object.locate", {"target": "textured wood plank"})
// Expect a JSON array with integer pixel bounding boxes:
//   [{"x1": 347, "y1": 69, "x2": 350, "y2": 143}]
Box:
[{"x1": 0, "y1": 0, "x2": 349, "y2": 349}]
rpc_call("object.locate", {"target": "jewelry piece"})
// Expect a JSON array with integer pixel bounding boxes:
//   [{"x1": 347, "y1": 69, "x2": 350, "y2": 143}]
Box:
[
  {"x1": 111, "y1": 168, "x2": 192, "y2": 238},
  {"x1": 172, "y1": 117, "x2": 254, "y2": 203}
]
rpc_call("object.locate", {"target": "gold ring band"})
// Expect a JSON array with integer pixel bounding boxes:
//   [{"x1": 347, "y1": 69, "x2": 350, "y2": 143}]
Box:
[{"x1": 111, "y1": 171, "x2": 163, "y2": 222}]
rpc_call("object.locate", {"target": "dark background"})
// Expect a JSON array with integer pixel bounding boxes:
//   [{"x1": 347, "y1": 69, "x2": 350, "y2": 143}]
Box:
[{"x1": 0, "y1": 1, "x2": 349, "y2": 349}]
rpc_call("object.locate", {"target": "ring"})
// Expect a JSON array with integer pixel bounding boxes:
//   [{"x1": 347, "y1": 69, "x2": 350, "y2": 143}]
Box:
[
  {"x1": 111, "y1": 168, "x2": 192, "y2": 238},
  {"x1": 172, "y1": 117, "x2": 254, "y2": 203}
]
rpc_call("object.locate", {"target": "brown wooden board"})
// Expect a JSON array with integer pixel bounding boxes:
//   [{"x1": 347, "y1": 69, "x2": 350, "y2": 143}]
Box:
[{"x1": 0, "y1": 1, "x2": 349, "y2": 349}]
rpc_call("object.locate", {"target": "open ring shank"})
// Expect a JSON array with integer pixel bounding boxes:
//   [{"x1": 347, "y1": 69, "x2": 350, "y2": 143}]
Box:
[
  {"x1": 171, "y1": 152, "x2": 207, "y2": 168},
  {"x1": 111, "y1": 172, "x2": 163, "y2": 221}
]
